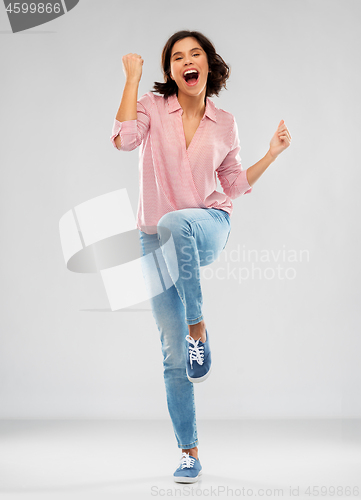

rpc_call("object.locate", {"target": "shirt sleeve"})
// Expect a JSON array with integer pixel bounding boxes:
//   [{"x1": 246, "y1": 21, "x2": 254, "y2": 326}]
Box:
[
  {"x1": 216, "y1": 117, "x2": 252, "y2": 199},
  {"x1": 110, "y1": 93, "x2": 152, "y2": 151}
]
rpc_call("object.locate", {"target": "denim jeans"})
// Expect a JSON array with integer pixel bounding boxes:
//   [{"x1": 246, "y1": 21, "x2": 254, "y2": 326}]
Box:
[{"x1": 138, "y1": 207, "x2": 231, "y2": 449}]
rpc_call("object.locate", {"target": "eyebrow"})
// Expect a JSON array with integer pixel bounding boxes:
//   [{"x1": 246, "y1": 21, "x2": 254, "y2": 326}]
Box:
[{"x1": 171, "y1": 47, "x2": 203, "y2": 58}]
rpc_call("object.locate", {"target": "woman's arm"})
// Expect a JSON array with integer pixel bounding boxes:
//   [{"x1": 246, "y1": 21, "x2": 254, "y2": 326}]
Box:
[
  {"x1": 246, "y1": 120, "x2": 292, "y2": 187},
  {"x1": 245, "y1": 151, "x2": 277, "y2": 187},
  {"x1": 113, "y1": 53, "x2": 144, "y2": 149}
]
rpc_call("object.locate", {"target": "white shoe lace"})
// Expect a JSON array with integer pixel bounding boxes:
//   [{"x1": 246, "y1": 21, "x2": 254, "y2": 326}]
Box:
[
  {"x1": 180, "y1": 452, "x2": 195, "y2": 469},
  {"x1": 185, "y1": 335, "x2": 204, "y2": 368}
]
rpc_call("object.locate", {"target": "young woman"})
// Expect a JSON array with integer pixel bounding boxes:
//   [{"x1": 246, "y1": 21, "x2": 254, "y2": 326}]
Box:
[{"x1": 110, "y1": 30, "x2": 291, "y2": 483}]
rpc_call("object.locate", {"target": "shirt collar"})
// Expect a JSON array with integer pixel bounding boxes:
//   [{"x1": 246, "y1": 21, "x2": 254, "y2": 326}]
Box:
[{"x1": 167, "y1": 93, "x2": 217, "y2": 123}]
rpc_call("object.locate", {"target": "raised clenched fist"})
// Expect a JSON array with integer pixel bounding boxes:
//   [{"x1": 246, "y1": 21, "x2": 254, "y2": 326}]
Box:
[{"x1": 122, "y1": 53, "x2": 144, "y2": 83}]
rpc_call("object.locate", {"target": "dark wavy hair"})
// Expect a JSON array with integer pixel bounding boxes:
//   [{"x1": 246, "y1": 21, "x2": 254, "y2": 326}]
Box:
[{"x1": 152, "y1": 30, "x2": 230, "y2": 99}]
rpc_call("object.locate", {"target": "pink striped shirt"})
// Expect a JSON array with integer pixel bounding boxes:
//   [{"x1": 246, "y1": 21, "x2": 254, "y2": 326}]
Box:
[{"x1": 110, "y1": 91, "x2": 252, "y2": 234}]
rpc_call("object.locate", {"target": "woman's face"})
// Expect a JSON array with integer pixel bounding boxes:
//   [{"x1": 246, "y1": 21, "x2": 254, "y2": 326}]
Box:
[{"x1": 169, "y1": 37, "x2": 209, "y2": 98}]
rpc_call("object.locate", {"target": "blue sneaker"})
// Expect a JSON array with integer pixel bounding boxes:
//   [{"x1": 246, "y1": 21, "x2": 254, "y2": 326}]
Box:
[
  {"x1": 185, "y1": 329, "x2": 212, "y2": 383},
  {"x1": 173, "y1": 452, "x2": 203, "y2": 483}
]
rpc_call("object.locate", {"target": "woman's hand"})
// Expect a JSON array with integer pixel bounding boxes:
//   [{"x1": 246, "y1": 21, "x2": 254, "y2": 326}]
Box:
[
  {"x1": 268, "y1": 120, "x2": 292, "y2": 160},
  {"x1": 122, "y1": 53, "x2": 144, "y2": 84}
]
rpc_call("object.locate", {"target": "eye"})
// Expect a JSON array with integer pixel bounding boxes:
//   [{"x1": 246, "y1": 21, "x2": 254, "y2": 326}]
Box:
[
  {"x1": 175, "y1": 57, "x2": 182, "y2": 60},
  {"x1": 192, "y1": 53, "x2": 200, "y2": 57}
]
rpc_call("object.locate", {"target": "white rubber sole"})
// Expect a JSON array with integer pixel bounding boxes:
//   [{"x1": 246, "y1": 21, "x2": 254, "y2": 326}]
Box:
[
  {"x1": 187, "y1": 365, "x2": 212, "y2": 383},
  {"x1": 174, "y1": 469, "x2": 202, "y2": 483}
]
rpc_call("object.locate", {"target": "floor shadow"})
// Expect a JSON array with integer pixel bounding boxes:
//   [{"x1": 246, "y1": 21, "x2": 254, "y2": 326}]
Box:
[
  {"x1": 0, "y1": 31, "x2": 57, "y2": 34},
  {"x1": 80, "y1": 308, "x2": 152, "y2": 312}
]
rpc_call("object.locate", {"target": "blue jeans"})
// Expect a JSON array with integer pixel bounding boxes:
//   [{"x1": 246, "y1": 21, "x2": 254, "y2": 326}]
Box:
[{"x1": 138, "y1": 207, "x2": 231, "y2": 449}]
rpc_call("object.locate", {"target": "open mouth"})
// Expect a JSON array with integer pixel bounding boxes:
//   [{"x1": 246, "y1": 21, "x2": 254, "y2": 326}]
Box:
[{"x1": 183, "y1": 69, "x2": 199, "y2": 86}]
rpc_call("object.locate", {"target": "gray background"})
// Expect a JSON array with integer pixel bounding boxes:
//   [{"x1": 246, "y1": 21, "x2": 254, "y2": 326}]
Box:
[{"x1": 0, "y1": 0, "x2": 360, "y2": 419}]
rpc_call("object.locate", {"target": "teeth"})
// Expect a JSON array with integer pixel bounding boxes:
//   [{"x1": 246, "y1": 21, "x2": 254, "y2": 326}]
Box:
[{"x1": 184, "y1": 70, "x2": 198, "y2": 76}]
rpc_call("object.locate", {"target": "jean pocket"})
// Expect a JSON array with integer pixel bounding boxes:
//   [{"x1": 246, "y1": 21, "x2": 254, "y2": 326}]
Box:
[{"x1": 222, "y1": 227, "x2": 231, "y2": 251}]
